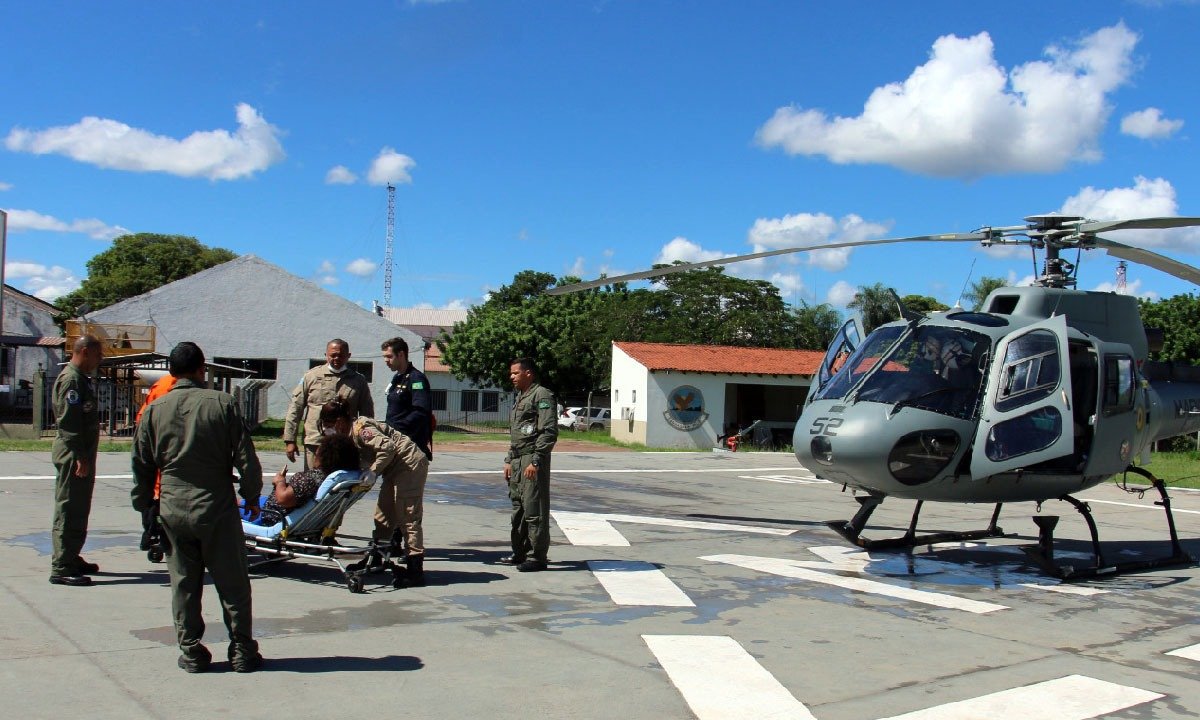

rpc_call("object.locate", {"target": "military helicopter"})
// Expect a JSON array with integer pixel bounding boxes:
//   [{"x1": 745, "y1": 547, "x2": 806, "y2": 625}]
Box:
[{"x1": 549, "y1": 213, "x2": 1200, "y2": 579}]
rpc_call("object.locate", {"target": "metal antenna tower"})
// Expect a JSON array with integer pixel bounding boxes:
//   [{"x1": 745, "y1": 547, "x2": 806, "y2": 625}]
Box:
[
  {"x1": 384, "y1": 183, "x2": 395, "y2": 307},
  {"x1": 1116, "y1": 260, "x2": 1128, "y2": 294}
]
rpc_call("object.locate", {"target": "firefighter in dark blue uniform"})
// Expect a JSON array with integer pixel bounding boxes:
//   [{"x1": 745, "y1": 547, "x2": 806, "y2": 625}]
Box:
[{"x1": 381, "y1": 337, "x2": 433, "y2": 460}]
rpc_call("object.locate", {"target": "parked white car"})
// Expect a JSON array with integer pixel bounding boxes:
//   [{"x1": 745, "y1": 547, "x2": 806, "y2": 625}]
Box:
[{"x1": 557, "y1": 406, "x2": 612, "y2": 430}]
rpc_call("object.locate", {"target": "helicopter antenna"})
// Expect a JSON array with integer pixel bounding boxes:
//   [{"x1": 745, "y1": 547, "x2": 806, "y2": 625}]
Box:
[{"x1": 953, "y1": 258, "x2": 976, "y2": 309}]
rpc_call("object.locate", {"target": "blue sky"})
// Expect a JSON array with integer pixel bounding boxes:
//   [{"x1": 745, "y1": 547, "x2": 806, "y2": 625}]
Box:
[{"x1": 2, "y1": 1, "x2": 1197, "y2": 313}]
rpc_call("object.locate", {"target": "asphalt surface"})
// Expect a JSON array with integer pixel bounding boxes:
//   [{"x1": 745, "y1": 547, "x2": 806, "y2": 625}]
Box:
[{"x1": 2, "y1": 448, "x2": 1199, "y2": 719}]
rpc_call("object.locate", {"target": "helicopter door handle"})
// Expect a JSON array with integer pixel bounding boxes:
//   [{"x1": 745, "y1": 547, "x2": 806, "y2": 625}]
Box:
[{"x1": 1061, "y1": 389, "x2": 1071, "y2": 410}]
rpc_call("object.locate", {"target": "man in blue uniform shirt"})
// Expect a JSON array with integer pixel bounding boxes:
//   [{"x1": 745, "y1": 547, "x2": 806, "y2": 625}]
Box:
[{"x1": 381, "y1": 337, "x2": 433, "y2": 460}]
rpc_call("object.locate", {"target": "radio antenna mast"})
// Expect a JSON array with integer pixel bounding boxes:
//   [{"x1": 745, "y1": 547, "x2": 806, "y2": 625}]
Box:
[{"x1": 384, "y1": 183, "x2": 395, "y2": 307}]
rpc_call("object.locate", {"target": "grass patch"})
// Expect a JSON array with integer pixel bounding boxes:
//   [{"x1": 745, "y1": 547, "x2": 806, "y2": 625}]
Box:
[{"x1": 1137, "y1": 452, "x2": 1200, "y2": 489}]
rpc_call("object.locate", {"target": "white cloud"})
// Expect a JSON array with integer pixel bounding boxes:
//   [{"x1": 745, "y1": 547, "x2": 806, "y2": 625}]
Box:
[
  {"x1": 318, "y1": 275, "x2": 339, "y2": 286},
  {"x1": 0, "y1": 181, "x2": 11, "y2": 191},
  {"x1": 2, "y1": 208, "x2": 128, "y2": 239},
  {"x1": 345, "y1": 258, "x2": 377, "y2": 276},
  {"x1": 826, "y1": 280, "x2": 857, "y2": 307},
  {"x1": 5, "y1": 103, "x2": 285, "y2": 180},
  {"x1": 366, "y1": 147, "x2": 416, "y2": 185},
  {"x1": 757, "y1": 23, "x2": 1138, "y2": 178},
  {"x1": 4, "y1": 261, "x2": 80, "y2": 300},
  {"x1": 566, "y1": 256, "x2": 587, "y2": 278},
  {"x1": 1091, "y1": 276, "x2": 1156, "y2": 299},
  {"x1": 316, "y1": 260, "x2": 336, "y2": 275},
  {"x1": 1060, "y1": 176, "x2": 1200, "y2": 252},
  {"x1": 325, "y1": 165, "x2": 358, "y2": 184},
  {"x1": 1120, "y1": 108, "x2": 1183, "y2": 139},
  {"x1": 654, "y1": 236, "x2": 729, "y2": 265},
  {"x1": 747, "y1": 212, "x2": 889, "y2": 272}
]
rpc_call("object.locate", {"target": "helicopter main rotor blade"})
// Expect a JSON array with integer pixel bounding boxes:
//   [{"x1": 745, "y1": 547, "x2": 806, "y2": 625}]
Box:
[
  {"x1": 1093, "y1": 237, "x2": 1200, "y2": 286},
  {"x1": 1078, "y1": 217, "x2": 1200, "y2": 234},
  {"x1": 545, "y1": 232, "x2": 986, "y2": 295}
]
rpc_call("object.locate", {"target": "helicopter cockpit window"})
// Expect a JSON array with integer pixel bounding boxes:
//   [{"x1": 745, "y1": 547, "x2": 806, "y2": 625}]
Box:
[
  {"x1": 1102, "y1": 355, "x2": 1135, "y2": 414},
  {"x1": 812, "y1": 326, "x2": 903, "y2": 402},
  {"x1": 816, "y1": 320, "x2": 862, "y2": 390},
  {"x1": 846, "y1": 326, "x2": 990, "y2": 419},
  {"x1": 995, "y1": 329, "x2": 1061, "y2": 413}
]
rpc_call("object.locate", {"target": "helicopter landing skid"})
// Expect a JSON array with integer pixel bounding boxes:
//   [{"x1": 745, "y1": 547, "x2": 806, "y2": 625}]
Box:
[
  {"x1": 827, "y1": 497, "x2": 1011, "y2": 551},
  {"x1": 1023, "y1": 470, "x2": 1195, "y2": 580}
]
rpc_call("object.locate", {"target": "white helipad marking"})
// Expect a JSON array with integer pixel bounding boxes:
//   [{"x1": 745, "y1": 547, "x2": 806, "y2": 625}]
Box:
[
  {"x1": 1166, "y1": 642, "x2": 1200, "y2": 661},
  {"x1": 737, "y1": 474, "x2": 830, "y2": 484},
  {"x1": 587, "y1": 561, "x2": 695, "y2": 607},
  {"x1": 703, "y1": 553, "x2": 1008, "y2": 613},
  {"x1": 1018, "y1": 583, "x2": 1108, "y2": 596},
  {"x1": 552, "y1": 510, "x2": 796, "y2": 547},
  {"x1": 876, "y1": 674, "x2": 1161, "y2": 720},
  {"x1": 1078, "y1": 497, "x2": 1200, "y2": 514},
  {"x1": 643, "y1": 635, "x2": 816, "y2": 720}
]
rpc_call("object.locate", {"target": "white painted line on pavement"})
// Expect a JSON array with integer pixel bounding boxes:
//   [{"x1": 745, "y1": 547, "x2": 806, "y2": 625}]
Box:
[
  {"x1": 1079, "y1": 497, "x2": 1200, "y2": 514},
  {"x1": 703, "y1": 553, "x2": 1008, "y2": 614},
  {"x1": 0, "y1": 466, "x2": 806, "y2": 481},
  {"x1": 1018, "y1": 583, "x2": 1108, "y2": 596},
  {"x1": 875, "y1": 674, "x2": 1161, "y2": 720},
  {"x1": 587, "y1": 561, "x2": 695, "y2": 607},
  {"x1": 643, "y1": 635, "x2": 816, "y2": 720},
  {"x1": 553, "y1": 510, "x2": 796, "y2": 547},
  {"x1": 737, "y1": 474, "x2": 828, "y2": 484},
  {"x1": 1166, "y1": 642, "x2": 1200, "y2": 661}
]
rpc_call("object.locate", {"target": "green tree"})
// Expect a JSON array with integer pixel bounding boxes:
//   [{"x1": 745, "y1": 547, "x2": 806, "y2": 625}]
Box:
[
  {"x1": 848, "y1": 283, "x2": 901, "y2": 332},
  {"x1": 55, "y1": 233, "x2": 237, "y2": 316},
  {"x1": 900, "y1": 294, "x2": 949, "y2": 315},
  {"x1": 962, "y1": 276, "x2": 1007, "y2": 311},
  {"x1": 438, "y1": 271, "x2": 613, "y2": 395},
  {"x1": 1139, "y1": 293, "x2": 1200, "y2": 364},
  {"x1": 791, "y1": 301, "x2": 842, "y2": 350},
  {"x1": 626, "y1": 266, "x2": 798, "y2": 347}
]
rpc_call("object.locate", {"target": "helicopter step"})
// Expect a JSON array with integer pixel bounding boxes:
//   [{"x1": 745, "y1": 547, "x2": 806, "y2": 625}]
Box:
[
  {"x1": 826, "y1": 496, "x2": 1013, "y2": 551},
  {"x1": 1023, "y1": 467, "x2": 1196, "y2": 580}
]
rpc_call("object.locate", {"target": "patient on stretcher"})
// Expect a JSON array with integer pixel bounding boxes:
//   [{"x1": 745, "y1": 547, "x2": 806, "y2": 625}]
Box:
[{"x1": 243, "y1": 433, "x2": 360, "y2": 526}]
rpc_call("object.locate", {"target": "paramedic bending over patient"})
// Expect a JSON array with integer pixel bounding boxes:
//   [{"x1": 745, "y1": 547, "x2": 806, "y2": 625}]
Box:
[{"x1": 248, "y1": 433, "x2": 360, "y2": 526}]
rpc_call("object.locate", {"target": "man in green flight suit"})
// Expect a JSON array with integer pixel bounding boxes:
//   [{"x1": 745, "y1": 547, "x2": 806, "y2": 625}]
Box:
[
  {"x1": 132, "y1": 342, "x2": 264, "y2": 673},
  {"x1": 49, "y1": 334, "x2": 104, "y2": 587},
  {"x1": 501, "y1": 357, "x2": 558, "y2": 572}
]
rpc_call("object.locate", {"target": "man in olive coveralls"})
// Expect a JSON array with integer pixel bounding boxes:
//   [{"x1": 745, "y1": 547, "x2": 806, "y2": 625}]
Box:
[
  {"x1": 49, "y1": 334, "x2": 103, "y2": 587},
  {"x1": 283, "y1": 339, "x2": 374, "y2": 469},
  {"x1": 132, "y1": 342, "x2": 264, "y2": 673},
  {"x1": 501, "y1": 357, "x2": 558, "y2": 572}
]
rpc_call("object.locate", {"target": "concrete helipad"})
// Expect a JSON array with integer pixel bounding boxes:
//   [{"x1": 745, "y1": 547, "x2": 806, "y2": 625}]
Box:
[{"x1": 2, "y1": 449, "x2": 1199, "y2": 719}]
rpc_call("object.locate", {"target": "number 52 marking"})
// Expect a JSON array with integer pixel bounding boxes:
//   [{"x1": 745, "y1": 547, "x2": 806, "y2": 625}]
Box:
[{"x1": 809, "y1": 417, "x2": 843, "y2": 436}]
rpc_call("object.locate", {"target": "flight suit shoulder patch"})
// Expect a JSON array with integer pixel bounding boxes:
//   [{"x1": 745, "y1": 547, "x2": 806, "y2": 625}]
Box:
[
  {"x1": 412, "y1": 381, "x2": 425, "y2": 390},
  {"x1": 66, "y1": 389, "x2": 81, "y2": 405},
  {"x1": 537, "y1": 399, "x2": 552, "y2": 409}
]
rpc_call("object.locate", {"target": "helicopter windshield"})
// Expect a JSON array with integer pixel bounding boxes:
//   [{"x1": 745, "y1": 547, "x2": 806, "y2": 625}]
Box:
[{"x1": 814, "y1": 324, "x2": 991, "y2": 420}]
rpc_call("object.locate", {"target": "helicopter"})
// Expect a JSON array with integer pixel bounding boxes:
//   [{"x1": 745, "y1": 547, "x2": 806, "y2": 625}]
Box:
[{"x1": 549, "y1": 213, "x2": 1200, "y2": 580}]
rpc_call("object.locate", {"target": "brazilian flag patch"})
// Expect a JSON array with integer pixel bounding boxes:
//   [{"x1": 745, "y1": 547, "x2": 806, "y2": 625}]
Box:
[
  {"x1": 413, "y1": 382, "x2": 425, "y2": 389},
  {"x1": 537, "y1": 400, "x2": 552, "y2": 409}
]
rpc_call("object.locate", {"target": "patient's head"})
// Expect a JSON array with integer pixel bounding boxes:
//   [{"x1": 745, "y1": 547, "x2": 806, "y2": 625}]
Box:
[{"x1": 315, "y1": 433, "x2": 359, "y2": 473}]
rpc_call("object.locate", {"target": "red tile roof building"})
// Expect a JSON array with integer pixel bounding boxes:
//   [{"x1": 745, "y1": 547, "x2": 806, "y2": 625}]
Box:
[{"x1": 613, "y1": 341, "x2": 823, "y2": 376}]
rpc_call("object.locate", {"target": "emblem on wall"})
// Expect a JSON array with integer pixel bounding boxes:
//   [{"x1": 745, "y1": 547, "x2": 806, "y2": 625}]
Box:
[{"x1": 663, "y1": 384, "x2": 708, "y2": 431}]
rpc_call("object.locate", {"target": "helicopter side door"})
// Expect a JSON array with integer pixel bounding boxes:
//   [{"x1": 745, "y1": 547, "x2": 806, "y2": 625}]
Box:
[
  {"x1": 970, "y1": 315, "x2": 1074, "y2": 478},
  {"x1": 808, "y1": 314, "x2": 863, "y2": 404}
]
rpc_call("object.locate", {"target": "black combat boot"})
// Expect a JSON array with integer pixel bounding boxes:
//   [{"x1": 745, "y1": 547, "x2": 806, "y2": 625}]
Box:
[{"x1": 406, "y1": 555, "x2": 425, "y2": 587}]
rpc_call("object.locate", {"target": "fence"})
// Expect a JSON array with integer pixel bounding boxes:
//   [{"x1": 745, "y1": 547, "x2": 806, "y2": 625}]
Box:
[{"x1": 433, "y1": 388, "x2": 512, "y2": 435}]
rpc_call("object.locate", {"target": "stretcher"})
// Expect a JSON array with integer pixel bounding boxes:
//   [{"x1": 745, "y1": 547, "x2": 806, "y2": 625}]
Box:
[{"x1": 242, "y1": 469, "x2": 382, "y2": 593}]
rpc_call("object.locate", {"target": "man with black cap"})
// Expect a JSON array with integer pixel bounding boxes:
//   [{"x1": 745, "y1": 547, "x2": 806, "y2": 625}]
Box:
[{"x1": 132, "y1": 341, "x2": 264, "y2": 673}]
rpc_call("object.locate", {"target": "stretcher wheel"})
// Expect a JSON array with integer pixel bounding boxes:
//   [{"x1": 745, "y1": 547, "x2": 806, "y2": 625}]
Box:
[
  {"x1": 347, "y1": 575, "x2": 365, "y2": 594},
  {"x1": 147, "y1": 547, "x2": 165, "y2": 563}
]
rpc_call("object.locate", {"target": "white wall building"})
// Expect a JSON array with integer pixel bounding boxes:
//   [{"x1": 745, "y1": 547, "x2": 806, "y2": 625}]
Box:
[
  {"x1": 1, "y1": 283, "x2": 63, "y2": 409},
  {"x1": 89, "y1": 256, "x2": 422, "y2": 418},
  {"x1": 610, "y1": 341, "x2": 823, "y2": 449}
]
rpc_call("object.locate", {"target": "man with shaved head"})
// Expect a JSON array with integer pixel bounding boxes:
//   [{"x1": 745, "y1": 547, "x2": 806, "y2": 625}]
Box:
[{"x1": 49, "y1": 334, "x2": 103, "y2": 587}]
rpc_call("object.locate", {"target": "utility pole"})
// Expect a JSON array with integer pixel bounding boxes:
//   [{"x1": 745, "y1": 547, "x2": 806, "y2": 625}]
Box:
[{"x1": 384, "y1": 183, "x2": 395, "y2": 308}]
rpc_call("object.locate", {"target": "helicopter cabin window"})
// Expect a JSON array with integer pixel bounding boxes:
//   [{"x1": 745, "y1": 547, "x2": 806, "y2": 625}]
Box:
[
  {"x1": 985, "y1": 406, "x2": 1063, "y2": 461},
  {"x1": 1102, "y1": 355, "x2": 1135, "y2": 414},
  {"x1": 994, "y1": 330, "x2": 1060, "y2": 413}
]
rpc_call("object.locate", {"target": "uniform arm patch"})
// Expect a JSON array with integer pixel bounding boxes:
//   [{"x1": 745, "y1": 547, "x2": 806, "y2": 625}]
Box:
[{"x1": 66, "y1": 389, "x2": 81, "y2": 405}]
